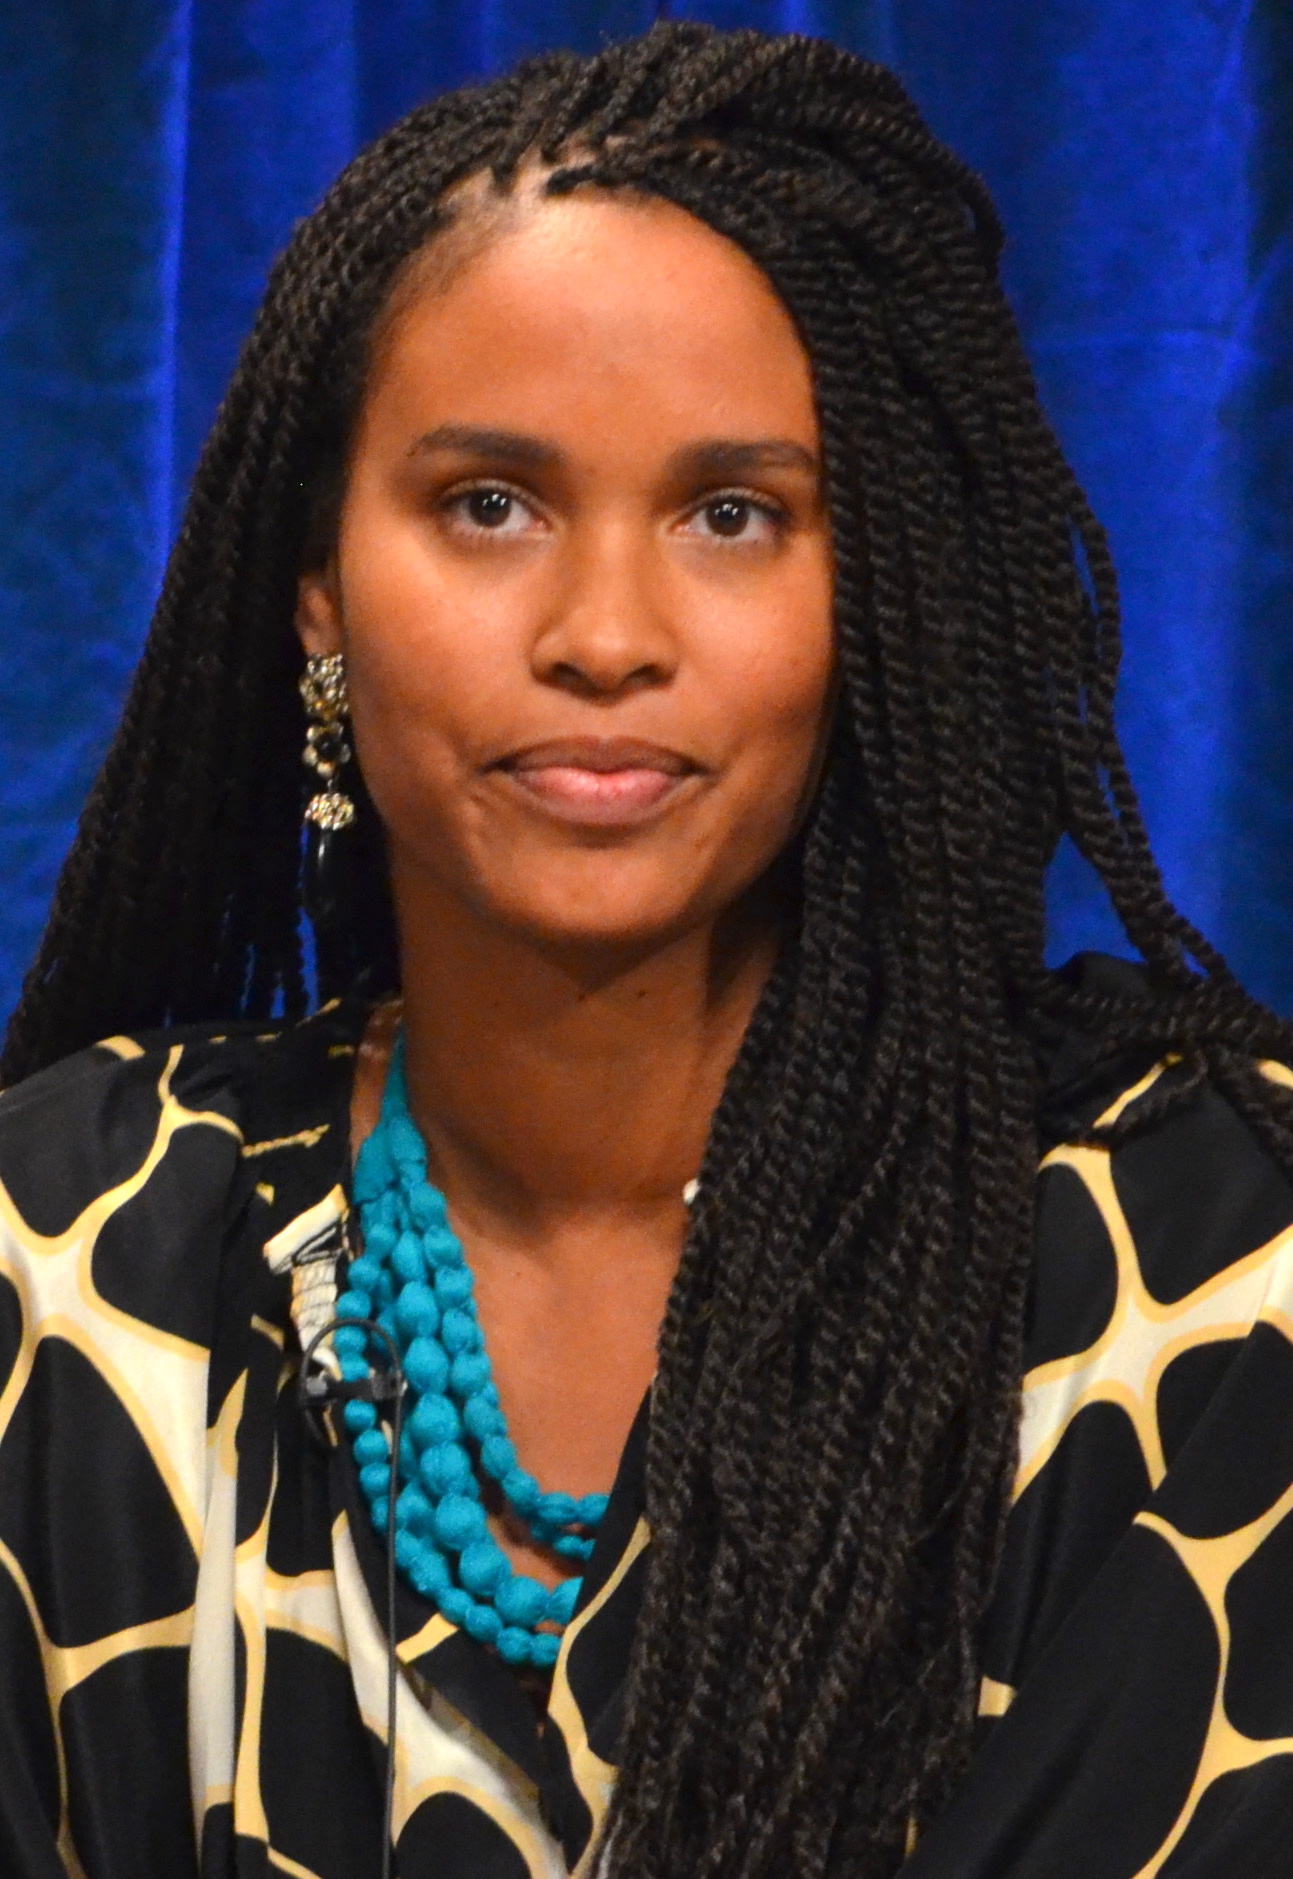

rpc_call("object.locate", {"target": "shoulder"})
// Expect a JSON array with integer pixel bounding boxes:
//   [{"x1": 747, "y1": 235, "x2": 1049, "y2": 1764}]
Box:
[
  {"x1": 0, "y1": 1000, "x2": 367, "y2": 1255},
  {"x1": 1031, "y1": 959, "x2": 1293, "y2": 1374},
  {"x1": 1034, "y1": 1059, "x2": 1293, "y2": 1354}
]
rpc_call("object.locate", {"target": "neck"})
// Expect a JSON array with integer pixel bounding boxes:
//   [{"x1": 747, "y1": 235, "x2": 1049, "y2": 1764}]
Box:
[{"x1": 383, "y1": 867, "x2": 780, "y2": 1244}]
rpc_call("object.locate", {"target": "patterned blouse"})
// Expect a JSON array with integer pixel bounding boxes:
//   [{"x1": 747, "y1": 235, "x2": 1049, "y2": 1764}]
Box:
[{"x1": 3, "y1": 964, "x2": 1293, "y2": 1878}]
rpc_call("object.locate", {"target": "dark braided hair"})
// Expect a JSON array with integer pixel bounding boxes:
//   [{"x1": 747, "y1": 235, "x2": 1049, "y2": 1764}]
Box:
[{"x1": 8, "y1": 24, "x2": 1293, "y2": 1876}]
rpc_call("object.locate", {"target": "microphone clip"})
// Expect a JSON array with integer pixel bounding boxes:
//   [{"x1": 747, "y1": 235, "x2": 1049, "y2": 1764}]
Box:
[
  {"x1": 296, "y1": 1315, "x2": 407, "y2": 1448},
  {"x1": 298, "y1": 1370, "x2": 404, "y2": 1406}
]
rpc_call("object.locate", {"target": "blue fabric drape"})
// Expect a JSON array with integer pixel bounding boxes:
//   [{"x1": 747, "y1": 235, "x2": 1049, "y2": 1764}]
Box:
[{"x1": 3, "y1": 0, "x2": 1291, "y2": 1020}]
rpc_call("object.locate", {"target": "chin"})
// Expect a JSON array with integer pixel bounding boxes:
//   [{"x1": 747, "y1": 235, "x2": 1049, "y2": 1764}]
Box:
[{"x1": 494, "y1": 888, "x2": 714, "y2": 958}]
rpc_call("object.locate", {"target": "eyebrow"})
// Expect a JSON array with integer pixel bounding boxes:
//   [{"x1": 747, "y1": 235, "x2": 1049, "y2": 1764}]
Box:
[
  {"x1": 408, "y1": 425, "x2": 819, "y2": 481},
  {"x1": 667, "y1": 438, "x2": 820, "y2": 481},
  {"x1": 408, "y1": 424, "x2": 561, "y2": 468}
]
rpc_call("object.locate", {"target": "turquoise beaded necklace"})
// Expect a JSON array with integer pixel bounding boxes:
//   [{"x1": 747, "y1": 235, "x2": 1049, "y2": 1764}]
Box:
[{"x1": 334, "y1": 1034, "x2": 606, "y2": 1669}]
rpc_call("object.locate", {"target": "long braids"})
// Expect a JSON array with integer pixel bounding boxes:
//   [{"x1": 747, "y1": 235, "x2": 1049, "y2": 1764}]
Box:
[{"x1": 7, "y1": 25, "x2": 1293, "y2": 1877}]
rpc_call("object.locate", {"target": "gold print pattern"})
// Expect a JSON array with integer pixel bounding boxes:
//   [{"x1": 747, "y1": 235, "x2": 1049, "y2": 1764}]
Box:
[
  {"x1": 1131, "y1": 1487, "x2": 1293, "y2": 1877},
  {"x1": 328, "y1": 1516, "x2": 562, "y2": 1876},
  {"x1": 551, "y1": 1517, "x2": 651, "y2": 1874},
  {"x1": 1019, "y1": 1068, "x2": 1293, "y2": 1501},
  {"x1": 11, "y1": 1020, "x2": 1293, "y2": 1877},
  {"x1": 1003, "y1": 1057, "x2": 1293, "y2": 1875},
  {"x1": 0, "y1": 1020, "x2": 594, "y2": 1877},
  {"x1": 976, "y1": 1676, "x2": 1015, "y2": 1719},
  {"x1": 242, "y1": 1126, "x2": 331, "y2": 1159},
  {"x1": 0, "y1": 1047, "x2": 241, "y2": 1551}
]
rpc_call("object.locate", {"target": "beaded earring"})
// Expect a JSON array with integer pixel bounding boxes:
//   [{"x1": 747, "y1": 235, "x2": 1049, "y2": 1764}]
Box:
[
  {"x1": 300, "y1": 653, "x2": 355, "y2": 832},
  {"x1": 300, "y1": 653, "x2": 358, "y2": 994}
]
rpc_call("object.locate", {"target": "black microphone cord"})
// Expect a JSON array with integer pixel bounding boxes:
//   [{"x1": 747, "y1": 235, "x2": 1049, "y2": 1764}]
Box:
[{"x1": 298, "y1": 1315, "x2": 407, "y2": 1879}]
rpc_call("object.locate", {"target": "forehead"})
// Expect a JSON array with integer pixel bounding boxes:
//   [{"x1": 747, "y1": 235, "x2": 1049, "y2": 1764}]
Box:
[{"x1": 359, "y1": 189, "x2": 819, "y2": 449}]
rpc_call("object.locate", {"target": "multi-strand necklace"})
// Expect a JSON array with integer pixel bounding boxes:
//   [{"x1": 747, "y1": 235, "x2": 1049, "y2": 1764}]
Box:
[{"x1": 334, "y1": 1036, "x2": 606, "y2": 1669}]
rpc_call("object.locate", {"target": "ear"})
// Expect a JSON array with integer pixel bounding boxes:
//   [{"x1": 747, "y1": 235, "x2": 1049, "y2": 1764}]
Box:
[{"x1": 296, "y1": 563, "x2": 343, "y2": 657}]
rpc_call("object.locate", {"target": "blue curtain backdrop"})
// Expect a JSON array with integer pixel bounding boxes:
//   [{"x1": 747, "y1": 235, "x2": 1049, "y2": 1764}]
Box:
[{"x1": 3, "y1": 1, "x2": 1291, "y2": 1022}]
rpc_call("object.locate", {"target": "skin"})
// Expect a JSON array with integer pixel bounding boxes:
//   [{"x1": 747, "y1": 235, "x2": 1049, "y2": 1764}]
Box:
[{"x1": 297, "y1": 183, "x2": 834, "y2": 1586}]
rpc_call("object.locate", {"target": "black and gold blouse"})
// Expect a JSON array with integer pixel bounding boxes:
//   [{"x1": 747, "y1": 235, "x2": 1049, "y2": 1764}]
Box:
[{"x1": 3, "y1": 966, "x2": 1293, "y2": 1877}]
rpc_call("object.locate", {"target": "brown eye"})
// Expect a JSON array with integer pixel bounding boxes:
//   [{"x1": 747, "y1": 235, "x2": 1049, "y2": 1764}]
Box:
[
  {"x1": 466, "y1": 488, "x2": 514, "y2": 528},
  {"x1": 706, "y1": 496, "x2": 753, "y2": 537}
]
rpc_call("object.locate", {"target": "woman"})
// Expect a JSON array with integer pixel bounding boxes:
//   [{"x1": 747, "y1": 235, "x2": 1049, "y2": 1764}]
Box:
[{"x1": 3, "y1": 22, "x2": 1293, "y2": 1879}]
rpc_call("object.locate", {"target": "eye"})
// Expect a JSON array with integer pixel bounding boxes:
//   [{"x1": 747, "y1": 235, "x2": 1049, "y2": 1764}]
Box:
[
  {"x1": 684, "y1": 493, "x2": 784, "y2": 544},
  {"x1": 443, "y1": 484, "x2": 541, "y2": 538}
]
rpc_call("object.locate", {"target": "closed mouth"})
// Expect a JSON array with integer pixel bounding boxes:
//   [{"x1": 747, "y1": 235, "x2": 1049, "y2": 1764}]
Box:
[
  {"x1": 494, "y1": 738, "x2": 699, "y2": 777},
  {"x1": 489, "y1": 738, "x2": 704, "y2": 824}
]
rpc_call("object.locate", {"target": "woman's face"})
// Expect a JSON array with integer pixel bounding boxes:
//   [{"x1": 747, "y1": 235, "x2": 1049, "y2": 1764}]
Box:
[{"x1": 297, "y1": 186, "x2": 834, "y2": 954}]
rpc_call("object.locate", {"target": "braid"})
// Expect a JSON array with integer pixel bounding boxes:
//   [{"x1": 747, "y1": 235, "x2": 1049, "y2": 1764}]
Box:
[{"x1": 7, "y1": 25, "x2": 1293, "y2": 1875}]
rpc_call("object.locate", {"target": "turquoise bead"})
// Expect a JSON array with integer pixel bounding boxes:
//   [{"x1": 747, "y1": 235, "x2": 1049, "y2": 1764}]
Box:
[
  {"x1": 386, "y1": 1115, "x2": 426, "y2": 1170},
  {"x1": 459, "y1": 1539, "x2": 508, "y2": 1597},
  {"x1": 440, "y1": 1587, "x2": 473, "y2": 1626},
  {"x1": 462, "y1": 1396, "x2": 505, "y2": 1442},
  {"x1": 333, "y1": 1324, "x2": 367, "y2": 1356},
  {"x1": 394, "y1": 1280, "x2": 438, "y2": 1339},
  {"x1": 360, "y1": 1461, "x2": 391, "y2": 1500},
  {"x1": 496, "y1": 1574, "x2": 548, "y2": 1629},
  {"x1": 408, "y1": 1546, "x2": 450, "y2": 1599},
  {"x1": 501, "y1": 1468, "x2": 541, "y2": 1517},
  {"x1": 420, "y1": 1443, "x2": 472, "y2": 1497},
  {"x1": 352, "y1": 1132, "x2": 394, "y2": 1201},
  {"x1": 392, "y1": 1231, "x2": 424, "y2": 1282},
  {"x1": 553, "y1": 1533, "x2": 594, "y2": 1561},
  {"x1": 545, "y1": 1578, "x2": 581, "y2": 1626},
  {"x1": 480, "y1": 1435, "x2": 516, "y2": 1478},
  {"x1": 450, "y1": 1351, "x2": 490, "y2": 1396},
  {"x1": 360, "y1": 1216, "x2": 396, "y2": 1253},
  {"x1": 404, "y1": 1338, "x2": 450, "y2": 1395},
  {"x1": 578, "y1": 1494, "x2": 609, "y2": 1525},
  {"x1": 365, "y1": 1192, "x2": 398, "y2": 1234},
  {"x1": 530, "y1": 1632, "x2": 562, "y2": 1669},
  {"x1": 339, "y1": 1350, "x2": 369, "y2": 1380},
  {"x1": 353, "y1": 1428, "x2": 389, "y2": 1467},
  {"x1": 422, "y1": 1227, "x2": 460, "y2": 1267},
  {"x1": 346, "y1": 1255, "x2": 383, "y2": 1292},
  {"x1": 464, "y1": 1601, "x2": 504, "y2": 1646},
  {"x1": 371, "y1": 1187, "x2": 395, "y2": 1226},
  {"x1": 335, "y1": 1288, "x2": 370, "y2": 1321},
  {"x1": 408, "y1": 1186, "x2": 447, "y2": 1231},
  {"x1": 540, "y1": 1492, "x2": 578, "y2": 1527},
  {"x1": 433, "y1": 1494, "x2": 487, "y2": 1550},
  {"x1": 397, "y1": 1484, "x2": 435, "y2": 1534},
  {"x1": 342, "y1": 1399, "x2": 377, "y2": 1434},
  {"x1": 439, "y1": 1308, "x2": 475, "y2": 1355},
  {"x1": 407, "y1": 1394, "x2": 460, "y2": 1449},
  {"x1": 434, "y1": 1266, "x2": 473, "y2": 1306},
  {"x1": 496, "y1": 1626, "x2": 532, "y2": 1665}
]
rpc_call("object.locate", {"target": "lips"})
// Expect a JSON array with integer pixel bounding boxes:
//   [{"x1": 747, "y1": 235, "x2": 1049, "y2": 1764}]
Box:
[{"x1": 490, "y1": 738, "x2": 702, "y2": 826}]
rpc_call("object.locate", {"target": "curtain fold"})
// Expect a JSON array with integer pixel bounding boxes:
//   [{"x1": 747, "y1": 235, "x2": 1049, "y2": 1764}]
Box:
[{"x1": 3, "y1": 0, "x2": 1289, "y2": 1019}]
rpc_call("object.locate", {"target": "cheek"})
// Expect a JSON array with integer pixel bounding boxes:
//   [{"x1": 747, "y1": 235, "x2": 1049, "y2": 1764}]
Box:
[
  {"x1": 336, "y1": 542, "x2": 512, "y2": 791},
  {"x1": 340, "y1": 628, "x2": 477, "y2": 856},
  {"x1": 720, "y1": 604, "x2": 835, "y2": 800}
]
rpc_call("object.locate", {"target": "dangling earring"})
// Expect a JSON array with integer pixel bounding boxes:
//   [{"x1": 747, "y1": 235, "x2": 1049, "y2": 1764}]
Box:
[
  {"x1": 300, "y1": 653, "x2": 358, "y2": 995},
  {"x1": 300, "y1": 653, "x2": 355, "y2": 832}
]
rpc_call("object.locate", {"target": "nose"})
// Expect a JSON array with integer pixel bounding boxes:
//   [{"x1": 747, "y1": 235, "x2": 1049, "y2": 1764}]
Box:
[{"x1": 530, "y1": 524, "x2": 678, "y2": 700}]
